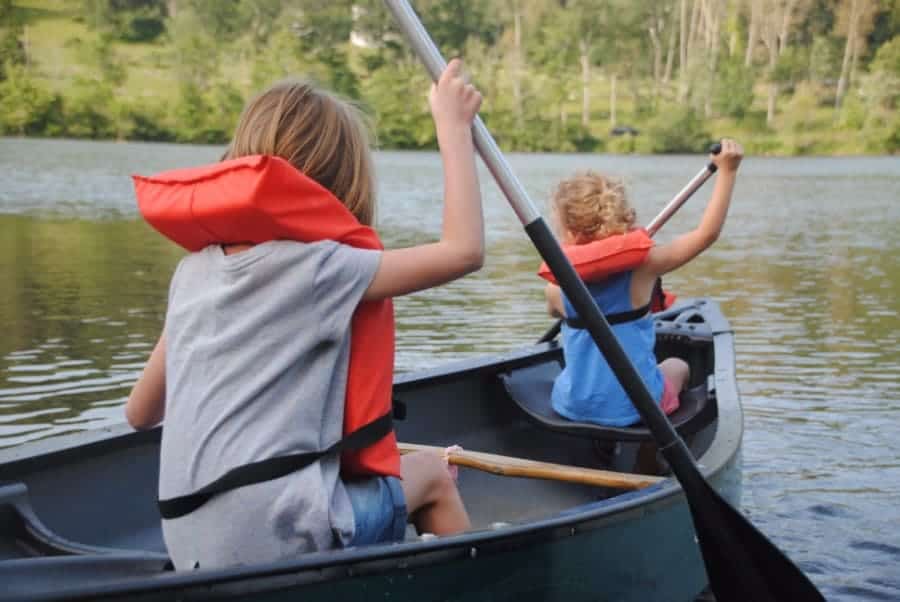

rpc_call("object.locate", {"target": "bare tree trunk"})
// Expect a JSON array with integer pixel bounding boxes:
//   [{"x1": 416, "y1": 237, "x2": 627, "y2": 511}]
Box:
[
  {"x1": 835, "y1": 0, "x2": 859, "y2": 109},
  {"x1": 679, "y1": 0, "x2": 688, "y2": 92},
  {"x1": 610, "y1": 73, "x2": 617, "y2": 128},
  {"x1": 705, "y1": 1, "x2": 721, "y2": 117},
  {"x1": 678, "y1": 0, "x2": 687, "y2": 74},
  {"x1": 664, "y1": 6, "x2": 677, "y2": 82},
  {"x1": 648, "y1": 8, "x2": 663, "y2": 100},
  {"x1": 679, "y1": 0, "x2": 702, "y2": 102},
  {"x1": 23, "y1": 24, "x2": 30, "y2": 68},
  {"x1": 745, "y1": 0, "x2": 759, "y2": 66},
  {"x1": 766, "y1": 37, "x2": 778, "y2": 124},
  {"x1": 687, "y1": 0, "x2": 702, "y2": 57},
  {"x1": 166, "y1": 0, "x2": 178, "y2": 18},
  {"x1": 580, "y1": 41, "x2": 591, "y2": 128},
  {"x1": 778, "y1": 0, "x2": 800, "y2": 54},
  {"x1": 849, "y1": 31, "x2": 860, "y2": 89},
  {"x1": 767, "y1": 80, "x2": 777, "y2": 123},
  {"x1": 512, "y1": 3, "x2": 523, "y2": 123},
  {"x1": 649, "y1": 23, "x2": 663, "y2": 90},
  {"x1": 702, "y1": 0, "x2": 713, "y2": 52}
]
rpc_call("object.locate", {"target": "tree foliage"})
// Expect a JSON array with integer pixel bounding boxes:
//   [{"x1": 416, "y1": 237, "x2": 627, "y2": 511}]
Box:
[{"x1": 0, "y1": 0, "x2": 897, "y2": 154}]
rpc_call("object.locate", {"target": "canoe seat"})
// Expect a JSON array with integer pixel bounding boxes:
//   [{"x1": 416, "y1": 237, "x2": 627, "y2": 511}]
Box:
[
  {"x1": 0, "y1": 481, "x2": 169, "y2": 562},
  {"x1": 498, "y1": 360, "x2": 715, "y2": 442}
]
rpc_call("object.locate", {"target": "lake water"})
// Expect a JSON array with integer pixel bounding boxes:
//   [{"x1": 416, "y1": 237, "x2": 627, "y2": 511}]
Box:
[{"x1": 1, "y1": 138, "x2": 898, "y2": 600}]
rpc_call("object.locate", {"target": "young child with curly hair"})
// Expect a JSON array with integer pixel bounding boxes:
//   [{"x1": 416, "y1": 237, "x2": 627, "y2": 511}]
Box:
[{"x1": 545, "y1": 139, "x2": 743, "y2": 426}]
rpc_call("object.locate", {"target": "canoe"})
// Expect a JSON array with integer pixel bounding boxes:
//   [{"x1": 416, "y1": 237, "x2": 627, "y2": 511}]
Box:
[{"x1": 0, "y1": 298, "x2": 742, "y2": 602}]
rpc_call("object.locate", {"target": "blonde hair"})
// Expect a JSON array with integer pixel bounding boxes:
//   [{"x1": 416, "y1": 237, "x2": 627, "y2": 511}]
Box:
[
  {"x1": 224, "y1": 80, "x2": 376, "y2": 226},
  {"x1": 551, "y1": 171, "x2": 635, "y2": 244}
]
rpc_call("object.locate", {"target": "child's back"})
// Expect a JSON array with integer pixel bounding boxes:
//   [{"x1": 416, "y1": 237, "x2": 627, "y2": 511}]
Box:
[
  {"x1": 552, "y1": 272, "x2": 663, "y2": 427},
  {"x1": 160, "y1": 241, "x2": 378, "y2": 567}
]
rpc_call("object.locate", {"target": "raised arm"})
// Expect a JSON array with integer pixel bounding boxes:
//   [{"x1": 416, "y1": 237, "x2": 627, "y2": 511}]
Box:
[
  {"x1": 125, "y1": 331, "x2": 166, "y2": 430},
  {"x1": 363, "y1": 59, "x2": 484, "y2": 301},
  {"x1": 641, "y1": 139, "x2": 744, "y2": 277}
]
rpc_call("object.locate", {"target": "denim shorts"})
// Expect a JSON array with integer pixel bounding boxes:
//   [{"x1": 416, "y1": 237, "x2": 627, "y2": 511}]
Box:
[{"x1": 345, "y1": 476, "x2": 408, "y2": 546}]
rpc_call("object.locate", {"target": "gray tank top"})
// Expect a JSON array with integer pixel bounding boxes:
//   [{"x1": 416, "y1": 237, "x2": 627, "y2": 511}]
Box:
[{"x1": 159, "y1": 240, "x2": 381, "y2": 569}]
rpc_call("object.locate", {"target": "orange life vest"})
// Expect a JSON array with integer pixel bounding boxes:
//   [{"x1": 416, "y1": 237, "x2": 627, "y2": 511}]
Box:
[
  {"x1": 537, "y1": 229, "x2": 676, "y2": 312},
  {"x1": 133, "y1": 155, "x2": 400, "y2": 480}
]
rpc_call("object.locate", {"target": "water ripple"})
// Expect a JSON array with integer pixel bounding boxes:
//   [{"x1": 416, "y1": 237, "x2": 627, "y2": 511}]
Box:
[{"x1": 2, "y1": 141, "x2": 899, "y2": 599}]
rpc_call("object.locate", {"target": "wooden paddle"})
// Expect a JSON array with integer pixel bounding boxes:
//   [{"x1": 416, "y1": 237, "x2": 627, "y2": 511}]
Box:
[
  {"x1": 398, "y1": 442, "x2": 663, "y2": 490},
  {"x1": 537, "y1": 144, "x2": 721, "y2": 344},
  {"x1": 385, "y1": 2, "x2": 825, "y2": 600}
]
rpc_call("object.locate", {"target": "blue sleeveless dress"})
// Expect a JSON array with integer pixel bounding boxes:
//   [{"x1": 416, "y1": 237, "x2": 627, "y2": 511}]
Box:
[{"x1": 551, "y1": 271, "x2": 664, "y2": 427}]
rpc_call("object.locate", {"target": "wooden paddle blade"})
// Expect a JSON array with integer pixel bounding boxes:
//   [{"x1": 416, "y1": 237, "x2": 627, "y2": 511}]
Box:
[{"x1": 688, "y1": 478, "x2": 825, "y2": 602}]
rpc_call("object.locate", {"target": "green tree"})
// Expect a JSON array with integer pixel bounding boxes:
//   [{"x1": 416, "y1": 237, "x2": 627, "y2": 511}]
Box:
[
  {"x1": 74, "y1": 34, "x2": 126, "y2": 87},
  {"x1": 167, "y1": 6, "x2": 218, "y2": 88},
  {"x1": 182, "y1": 0, "x2": 251, "y2": 39},
  {"x1": 416, "y1": 0, "x2": 501, "y2": 57},
  {"x1": 361, "y1": 62, "x2": 433, "y2": 148},
  {"x1": 714, "y1": 56, "x2": 755, "y2": 119},
  {"x1": 292, "y1": 0, "x2": 360, "y2": 97},
  {"x1": 0, "y1": 0, "x2": 24, "y2": 81},
  {"x1": 0, "y1": 64, "x2": 64, "y2": 135},
  {"x1": 639, "y1": 106, "x2": 710, "y2": 153},
  {"x1": 65, "y1": 79, "x2": 116, "y2": 138},
  {"x1": 81, "y1": 0, "x2": 166, "y2": 42}
]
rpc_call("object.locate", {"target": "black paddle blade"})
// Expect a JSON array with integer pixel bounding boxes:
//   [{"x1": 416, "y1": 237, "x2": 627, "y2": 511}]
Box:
[{"x1": 686, "y1": 478, "x2": 825, "y2": 602}]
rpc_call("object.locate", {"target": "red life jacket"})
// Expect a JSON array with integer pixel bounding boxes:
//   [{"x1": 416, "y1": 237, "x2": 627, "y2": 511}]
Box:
[
  {"x1": 537, "y1": 229, "x2": 676, "y2": 312},
  {"x1": 133, "y1": 155, "x2": 400, "y2": 482}
]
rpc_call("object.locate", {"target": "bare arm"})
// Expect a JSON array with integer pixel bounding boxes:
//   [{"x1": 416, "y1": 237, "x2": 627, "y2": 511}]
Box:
[
  {"x1": 125, "y1": 332, "x2": 166, "y2": 430},
  {"x1": 545, "y1": 283, "x2": 566, "y2": 318},
  {"x1": 364, "y1": 59, "x2": 484, "y2": 301},
  {"x1": 640, "y1": 139, "x2": 743, "y2": 277}
]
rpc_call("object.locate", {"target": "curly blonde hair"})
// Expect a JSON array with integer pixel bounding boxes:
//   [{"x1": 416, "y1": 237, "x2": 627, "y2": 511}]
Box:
[{"x1": 551, "y1": 171, "x2": 635, "y2": 244}]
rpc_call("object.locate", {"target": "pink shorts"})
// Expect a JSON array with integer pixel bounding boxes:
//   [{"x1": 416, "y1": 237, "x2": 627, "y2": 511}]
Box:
[{"x1": 660, "y1": 378, "x2": 681, "y2": 415}]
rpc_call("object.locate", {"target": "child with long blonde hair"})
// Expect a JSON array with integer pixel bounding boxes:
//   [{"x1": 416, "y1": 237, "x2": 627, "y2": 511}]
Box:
[
  {"x1": 546, "y1": 140, "x2": 743, "y2": 426},
  {"x1": 126, "y1": 59, "x2": 482, "y2": 569}
]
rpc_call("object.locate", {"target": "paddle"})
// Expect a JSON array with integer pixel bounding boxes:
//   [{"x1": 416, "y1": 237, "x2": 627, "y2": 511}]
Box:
[
  {"x1": 398, "y1": 442, "x2": 663, "y2": 490},
  {"x1": 537, "y1": 144, "x2": 722, "y2": 344},
  {"x1": 384, "y1": 2, "x2": 825, "y2": 600}
]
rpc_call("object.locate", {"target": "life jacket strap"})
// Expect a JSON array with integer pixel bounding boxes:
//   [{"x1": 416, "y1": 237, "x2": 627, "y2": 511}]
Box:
[
  {"x1": 157, "y1": 412, "x2": 393, "y2": 520},
  {"x1": 564, "y1": 302, "x2": 651, "y2": 330}
]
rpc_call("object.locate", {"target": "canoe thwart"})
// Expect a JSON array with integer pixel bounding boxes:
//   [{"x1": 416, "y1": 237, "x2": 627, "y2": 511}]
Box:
[{"x1": 397, "y1": 443, "x2": 664, "y2": 490}]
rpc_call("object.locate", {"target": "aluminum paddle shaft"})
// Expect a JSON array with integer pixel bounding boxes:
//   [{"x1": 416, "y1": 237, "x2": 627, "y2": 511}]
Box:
[{"x1": 646, "y1": 144, "x2": 720, "y2": 236}]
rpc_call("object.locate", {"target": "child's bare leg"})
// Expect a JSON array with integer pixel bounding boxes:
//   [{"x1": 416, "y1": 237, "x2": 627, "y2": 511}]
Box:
[
  {"x1": 659, "y1": 357, "x2": 690, "y2": 392},
  {"x1": 400, "y1": 451, "x2": 470, "y2": 535}
]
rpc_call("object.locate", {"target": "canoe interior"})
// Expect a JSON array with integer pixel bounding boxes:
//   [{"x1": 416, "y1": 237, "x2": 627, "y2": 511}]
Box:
[{"x1": 0, "y1": 299, "x2": 737, "y2": 602}]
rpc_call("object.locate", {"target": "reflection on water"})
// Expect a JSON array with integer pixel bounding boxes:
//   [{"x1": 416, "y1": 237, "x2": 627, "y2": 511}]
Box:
[{"x1": 1, "y1": 138, "x2": 899, "y2": 599}]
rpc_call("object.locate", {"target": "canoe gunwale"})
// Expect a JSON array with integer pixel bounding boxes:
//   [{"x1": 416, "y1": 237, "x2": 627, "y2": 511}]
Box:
[{"x1": 0, "y1": 298, "x2": 743, "y2": 601}]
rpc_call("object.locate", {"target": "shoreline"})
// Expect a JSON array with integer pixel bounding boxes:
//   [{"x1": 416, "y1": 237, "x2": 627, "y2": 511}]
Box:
[{"x1": 2, "y1": 135, "x2": 896, "y2": 158}]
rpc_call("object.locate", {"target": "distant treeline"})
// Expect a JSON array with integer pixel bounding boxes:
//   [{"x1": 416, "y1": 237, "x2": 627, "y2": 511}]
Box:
[{"x1": 1, "y1": 0, "x2": 898, "y2": 154}]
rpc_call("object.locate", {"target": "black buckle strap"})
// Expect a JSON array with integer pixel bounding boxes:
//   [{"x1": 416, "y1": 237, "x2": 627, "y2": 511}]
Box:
[
  {"x1": 565, "y1": 302, "x2": 651, "y2": 330},
  {"x1": 158, "y1": 412, "x2": 393, "y2": 520}
]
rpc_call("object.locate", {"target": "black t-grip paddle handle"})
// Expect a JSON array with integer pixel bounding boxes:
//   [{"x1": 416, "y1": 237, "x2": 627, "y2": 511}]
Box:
[{"x1": 707, "y1": 142, "x2": 722, "y2": 173}]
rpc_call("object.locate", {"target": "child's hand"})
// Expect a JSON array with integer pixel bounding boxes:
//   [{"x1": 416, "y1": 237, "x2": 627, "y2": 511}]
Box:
[
  {"x1": 711, "y1": 138, "x2": 743, "y2": 174},
  {"x1": 429, "y1": 58, "x2": 482, "y2": 134}
]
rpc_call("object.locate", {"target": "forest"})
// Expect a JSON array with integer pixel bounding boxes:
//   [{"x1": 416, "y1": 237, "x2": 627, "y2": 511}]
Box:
[{"x1": 0, "y1": 0, "x2": 898, "y2": 154}]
